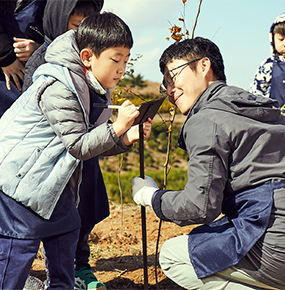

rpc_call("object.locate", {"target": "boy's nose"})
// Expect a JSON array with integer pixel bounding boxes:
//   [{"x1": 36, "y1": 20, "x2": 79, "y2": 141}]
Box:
[{"x1": 118, "y1": 67, "x2": 124, "y2": 74}]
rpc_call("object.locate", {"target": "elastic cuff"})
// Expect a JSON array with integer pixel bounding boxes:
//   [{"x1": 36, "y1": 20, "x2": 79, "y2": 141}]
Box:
[{"x1": 152, "y1": 189, "x2": 171, "y2": 221}]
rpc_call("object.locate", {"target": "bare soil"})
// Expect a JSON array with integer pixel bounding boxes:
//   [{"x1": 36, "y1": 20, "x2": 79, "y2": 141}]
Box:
[{"x1": 30, "y1": 203, "x2": 196, "y2": 289}]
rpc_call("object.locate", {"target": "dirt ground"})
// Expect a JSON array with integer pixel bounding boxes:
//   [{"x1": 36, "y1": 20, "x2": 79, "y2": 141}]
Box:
[{"x1": 30, "y1": 202, "x2": 196, "y2": 289}]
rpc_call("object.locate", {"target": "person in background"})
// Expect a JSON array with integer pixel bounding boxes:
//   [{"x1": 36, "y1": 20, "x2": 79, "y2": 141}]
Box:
[
  {"x1": 0, "y1": 0, "x2": 46, "y2": 116},
  {"x1": 132, "y1": 37, "x2": 285, "y2": 289},
  {"x1": 23, "y1": 0, "x2": 103, "y2": 91},
  {"x1": 249, "y1": 13, "x2": 285, "y2": 108},
  {"x1": 0, "y1": 12, "x2": 152, "y2": 290},
  {"x1": 1, "y1": 2, "x2": 47, "y2": 289}
]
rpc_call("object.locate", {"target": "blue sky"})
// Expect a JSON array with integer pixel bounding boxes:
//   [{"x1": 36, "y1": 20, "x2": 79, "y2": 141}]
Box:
[{"x1": 102, "y1": 0, "x2": 284, "y2": 90}]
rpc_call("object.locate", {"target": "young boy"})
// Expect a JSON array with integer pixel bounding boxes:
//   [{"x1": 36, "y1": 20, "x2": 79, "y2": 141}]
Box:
[
  {"x1": 132, "y1": 37, "x2": 285, "y2": 289},
  {"x1": 22, "y1": 1, "x2": 109, "y2": 289},
  {"x1": 0, "y1": 12, "x2": 152, "y2": 290},
  {"x1": 249, "y1": 13, "x2": 285, "y2": 107}
]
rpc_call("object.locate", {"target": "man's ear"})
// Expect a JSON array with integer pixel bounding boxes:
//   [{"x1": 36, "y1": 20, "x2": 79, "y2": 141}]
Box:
[
  {"x1": 201, "y1": 58, "x2": 211, "y2": 73},
  {"x1": 200, "y1": 57, "x2": 217, "y2": 82},
  {"x1": 80, "y1": 48, "x2": 92, "y2": 68}
]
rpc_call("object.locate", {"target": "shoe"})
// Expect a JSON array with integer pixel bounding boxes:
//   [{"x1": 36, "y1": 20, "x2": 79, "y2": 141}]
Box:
[
  {"x1": 23, "y1": 275, "x2": 44, "y2": 290},
  {"x1": 74, "y1": 267, "x2": 106, "y2": 290}
]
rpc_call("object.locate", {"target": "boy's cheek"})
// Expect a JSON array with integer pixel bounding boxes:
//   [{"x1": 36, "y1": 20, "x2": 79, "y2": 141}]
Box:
[{"x1": 103, "y1": 80, "x2": 118, "y2": 89}]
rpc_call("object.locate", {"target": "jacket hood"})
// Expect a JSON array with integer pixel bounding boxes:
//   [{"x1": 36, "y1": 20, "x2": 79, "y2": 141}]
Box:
[
  {"x1": 43, "y1": 30, "x2": 84, "y2": 79},
  {"x1": 269, "y1": 13, "x2": 285, "y2": 55},
  {"x1": 43, "y1": 0, "x2": 103, "y2": 43},
  {"x1": 33, "y1": 30, "x2": 90, "y2": 126},
  {"x1": 191, "y1": 81, "x2": 281, "y2": 123}
]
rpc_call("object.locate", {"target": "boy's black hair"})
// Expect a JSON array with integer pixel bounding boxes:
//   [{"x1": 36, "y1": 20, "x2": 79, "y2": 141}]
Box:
[
  {"x1": 70, "y1": 0, "x2": 103, "y2": 17},
  {"x1": 273, "y1": 22, "x2": 285, "y2": 37},
  {"x1": 159, "y1": 37, "x2": 226, "y2": 82},
  {"x1": 76, "y1": 12, "x2": 133, "y2": 56}
]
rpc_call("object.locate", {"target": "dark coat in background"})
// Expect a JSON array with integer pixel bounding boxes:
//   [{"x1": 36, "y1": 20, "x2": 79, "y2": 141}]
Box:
[{"x1": 0, "y1": 0, "x2": 46, "y2": 115}]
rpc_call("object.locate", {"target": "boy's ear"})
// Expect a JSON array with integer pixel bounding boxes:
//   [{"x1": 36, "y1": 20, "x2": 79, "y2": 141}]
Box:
[{"x1": 80, "y1": 48, "x2": 92, "y2": 68}]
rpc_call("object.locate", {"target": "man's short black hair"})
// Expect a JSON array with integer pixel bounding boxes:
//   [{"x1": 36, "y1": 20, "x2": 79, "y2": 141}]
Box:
[
  {"x1": 159, "y1": 37, "x2": 226, "y2": 82},
  {"x1": 76, "y1": 12, "x2": 133, "y2": 56}
]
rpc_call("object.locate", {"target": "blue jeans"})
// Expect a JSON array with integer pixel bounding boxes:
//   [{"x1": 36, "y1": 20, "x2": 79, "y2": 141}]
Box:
[
  {"x1": 75, "y1": 157, "x2": 109, "y2": 270},
  {"x1": 74, "y1": 225, "x2": 94, "y2": 271},
  {"x1": 0, "y1": 229, "x2": 79, "y2": 290}
]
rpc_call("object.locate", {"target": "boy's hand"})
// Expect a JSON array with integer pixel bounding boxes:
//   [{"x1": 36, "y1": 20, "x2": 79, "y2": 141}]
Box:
[
  {"x1": 123, "y1": 118, "x2": 153, "y2": 146},
  {"x1": 113, "y1": 100, "x2": 139, "y2": 137},
  {"x1": 13, "y1": 38, "x2": 40, "y2": 62},
  {"x1": 1, "y1": 59, "x2": 25, "y2": 91}
]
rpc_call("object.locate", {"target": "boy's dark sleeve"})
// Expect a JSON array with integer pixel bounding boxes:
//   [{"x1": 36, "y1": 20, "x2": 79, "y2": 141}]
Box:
[{"x1": 0, "y1": 23, "x2": 16, "y2": 67}]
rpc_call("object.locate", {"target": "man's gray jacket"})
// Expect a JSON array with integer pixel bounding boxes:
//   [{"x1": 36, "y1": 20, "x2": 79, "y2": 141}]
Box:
[{"x1": 152, "y1": 81, "x2": 285, "y2": 279}]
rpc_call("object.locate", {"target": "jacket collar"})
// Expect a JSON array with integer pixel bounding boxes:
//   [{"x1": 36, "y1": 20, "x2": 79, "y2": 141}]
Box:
[
  {"x1": 187, "y1": 80, "x2": 226, "y2": 120},
  {"x1": 177, "y1": 81, "x2": 226, "y2": 150}
]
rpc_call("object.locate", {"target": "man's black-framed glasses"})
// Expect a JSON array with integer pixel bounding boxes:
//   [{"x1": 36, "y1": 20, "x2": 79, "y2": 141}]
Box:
[
  {"x1": 159, "y1": 83, "x2": 167, "y2": 98},
  {"x1": 162, "y1": 58, "x2": 202, "y2": 90}
]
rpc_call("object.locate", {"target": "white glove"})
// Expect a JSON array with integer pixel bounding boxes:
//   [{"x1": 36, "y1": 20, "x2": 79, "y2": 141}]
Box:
[{"x1": 132, "y1": 175, "x2": 159, "y2": 206}]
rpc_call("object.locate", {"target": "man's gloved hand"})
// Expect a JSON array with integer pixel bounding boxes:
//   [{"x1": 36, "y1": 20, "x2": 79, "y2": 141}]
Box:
[{"x1": 132, "y1": 176, "x2": 159, "y2": 206}]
